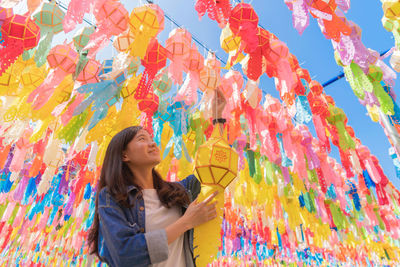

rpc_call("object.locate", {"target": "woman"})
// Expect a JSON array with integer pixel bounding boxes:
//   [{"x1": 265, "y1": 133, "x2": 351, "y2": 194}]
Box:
[{"x1": 88, "y1": 90, "x2": 227, "y2": 267}]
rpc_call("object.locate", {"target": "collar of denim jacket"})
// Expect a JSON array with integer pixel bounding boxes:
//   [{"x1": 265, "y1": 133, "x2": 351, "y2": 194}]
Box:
[{"x1": 126, "y1": 184, "x2": 139, "y2": 194}]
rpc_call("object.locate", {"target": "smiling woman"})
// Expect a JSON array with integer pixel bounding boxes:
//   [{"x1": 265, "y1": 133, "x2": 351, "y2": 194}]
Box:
[{"x1": 87, "y1": 125, "x2": 221, "y2": 267}]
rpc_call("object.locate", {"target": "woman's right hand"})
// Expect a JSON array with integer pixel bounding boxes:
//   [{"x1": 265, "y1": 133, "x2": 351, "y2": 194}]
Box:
[{"x1": 182, "y1": 191, "x2": 219, "y2": 230}]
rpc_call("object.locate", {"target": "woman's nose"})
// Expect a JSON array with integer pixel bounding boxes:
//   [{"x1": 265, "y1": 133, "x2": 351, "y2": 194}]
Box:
[{"x1": 149, "y1": 140, "x2": 157, "y2": 147}]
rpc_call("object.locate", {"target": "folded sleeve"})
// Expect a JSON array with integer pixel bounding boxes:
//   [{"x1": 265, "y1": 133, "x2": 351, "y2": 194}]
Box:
[{"x1": 98, "y1": 192, "x2": 169, "y2": 266}]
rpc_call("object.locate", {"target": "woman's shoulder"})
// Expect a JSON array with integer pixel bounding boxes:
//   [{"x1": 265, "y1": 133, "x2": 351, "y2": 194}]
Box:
[
  {"x1": 176, "y1": 175, "x2": 201, "y2": 201},
  {"x1": 98, "y1": 187, "x2": 120, "y2": 208}
]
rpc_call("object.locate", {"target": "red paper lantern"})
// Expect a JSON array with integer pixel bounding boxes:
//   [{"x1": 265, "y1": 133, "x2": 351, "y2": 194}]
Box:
[
  {"x1": 138, "y1": 91, "x2": 159, "y2": 136},
  {"x1": 0, "y1": 14, "x2": 40, "y2": 75},
  {"x1": 195, "y1": 0, "x2": 231, "y2": 28},
  {"x1": 135, "y1": 39, "x2": 168, "y2": 99},
  {"x1": 229, "y1": 3, "x2": 259, "y2": 53},
  {"x1": 243, "y1": 27, "x2": 271, "y2": 81}
]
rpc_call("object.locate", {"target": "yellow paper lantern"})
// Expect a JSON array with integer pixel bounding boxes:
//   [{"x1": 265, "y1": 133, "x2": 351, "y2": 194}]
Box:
[
  {"x1": 193, "y1": 126, "x2": 238, "y2": 267},
  {"x1": 128, "y1": 4, "x2": 164, "y2": 58},
  {"x1": 21, "y1": 64, "x2": 47, "y2": 91},
  {"x1": 194, "y1": 126, "x2": 238, "y2": 188},
  {"x1": 220, "y1": 24, "x2": 244, "y2": 68},
  {"x1": 120, "y1": 73, "x2": 141, "y2": 99}
]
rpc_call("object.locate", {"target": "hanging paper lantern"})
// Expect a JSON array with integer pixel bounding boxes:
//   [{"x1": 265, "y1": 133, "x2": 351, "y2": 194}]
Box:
[
  {"x1": 0, "y1": 56, "x2": 30, "y2": 94},
  {"x1": 128, "y1": 4, "x2": 164, "y2": 58},
  {"x1": 62, "y1": 0, "x2": 94, "y2": 33},
  {"x1": 220, "y1": 25, "x2": 242, "y2": 68},
  {"x1": 220, "y1": 70, "x2": 243, "y2": 99},
  {"x1": 153, "y1": 67, "x2": 172, "y2": 96},
  {"x1": 0, "y1": 14, "x2": 40, "y2": 76},
  {"x1": 85, "y1": 0, "x2": 129, "y2": 56},
  {"x1": 176, "y1": 43, "x2": 204, "y2": 104},
  {"x1": 194, "y1": 125, "x2": 238, "y2": 187},
  {"x1": 326, "y1": 104, "x2": 356, "y2": 151},
  {"x1": 199, "y1": 52, "x2": 221, "y2": 92},
  {"x1": 243, "y1": 27, "x2": 271, "y2": 81},
  {"x1": 195, "y1": 0, "x2": 231, "y2": 28},
  {"x1": 229, "y1": 3, "x2": 259, "y2": 53},
  {"x1": 113, "y1": 29, "x2": 135, "y2": 52},
  {"x1": 311, "y1": 1, "x2": 352, "y2": 42},
  {"x1": 76, "y1": 59, "x2": 101, "y2": 84},
  {"x1": 193, "y1": 126, "x2": 238, "y2": 267},
  {"x1": 166, "y1": 28, "x2": 192, "y2": 85},
  {"x1": 33, "y1": 2, "x2": 65, "y2": 66},
  {"x1": 243, "y1": 79, "x2": 262, "y2": 109},
  {"x1": 99, "y1": 59, "x2": 113, "y2": 77},
  {"x1": 120, "y1": 73, "x2": 141, "y2": 98},
  {"x1": 27, "y1": 44, "x2": 78, "y2": 109},
  {"x1": 21, "y1": 63, "x2": 47, "y2": 91},
  {"x1": 135, "y1": 39, "x2": 168, "y2": 99},
  {"x1": 138, "y1": 91, "x2": 159, "y2": 135},
  {"x1": 73, "y1": 26, "x2": 95, "y2": 52}
]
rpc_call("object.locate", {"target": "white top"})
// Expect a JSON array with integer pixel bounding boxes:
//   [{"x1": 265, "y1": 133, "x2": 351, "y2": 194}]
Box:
[{"x1": 142, "y1": 189, "x2": 186, "y2": 267}]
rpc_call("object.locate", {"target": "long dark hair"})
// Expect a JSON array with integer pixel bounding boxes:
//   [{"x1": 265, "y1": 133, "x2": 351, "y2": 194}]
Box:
[{"x1": 87, "y1": 126, "x2": 190, "y2": 258}]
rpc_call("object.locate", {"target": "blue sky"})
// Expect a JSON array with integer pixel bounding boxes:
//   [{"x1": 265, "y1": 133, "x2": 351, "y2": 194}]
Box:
[{"x1": 20, "y1": 0, "x2": 399, "y2": 188}]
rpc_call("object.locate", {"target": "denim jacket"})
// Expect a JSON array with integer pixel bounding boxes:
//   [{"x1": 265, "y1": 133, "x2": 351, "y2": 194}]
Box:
[{"x1": 97, "y1": 175, "x2": 201, "y2": 267}]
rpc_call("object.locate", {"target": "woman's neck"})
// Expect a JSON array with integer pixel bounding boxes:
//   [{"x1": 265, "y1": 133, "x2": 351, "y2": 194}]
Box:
[{"x1": 131, "y1": 167, "x2": 154, "y2": 189}]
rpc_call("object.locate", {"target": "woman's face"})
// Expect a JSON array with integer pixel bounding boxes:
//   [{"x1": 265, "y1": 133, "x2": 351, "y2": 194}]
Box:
[{"x1": 122, "y1": 129, "x2": 161, "y2": 168}]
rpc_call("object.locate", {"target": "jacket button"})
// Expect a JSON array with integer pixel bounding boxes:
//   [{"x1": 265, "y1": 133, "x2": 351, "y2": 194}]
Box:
[
  {"x1": 140, "y1": 228, "x2": 145, "y2": 233},
  {"x1": 139, "y1": 206, "x2": 144, "y2": 211}
]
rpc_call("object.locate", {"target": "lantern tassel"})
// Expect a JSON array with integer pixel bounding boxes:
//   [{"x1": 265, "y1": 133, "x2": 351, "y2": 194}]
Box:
[
  {"x1": 295, "y1": 95, "x2": 313, "y2": 124},
  {"x1": 34, "y1": 31, "x2": 54, "y2": 67},
  {"x1": 0, "y1": 39, "x2": 24, "y2": 76},
  {"x1": 27, "y1": 69, "x2": 65, "y2": 109}
]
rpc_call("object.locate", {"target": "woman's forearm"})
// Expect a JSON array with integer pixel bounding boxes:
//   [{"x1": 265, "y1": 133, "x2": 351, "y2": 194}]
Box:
[{"x1": 165, "y1": 217, "x2": 191, "y2": 244}]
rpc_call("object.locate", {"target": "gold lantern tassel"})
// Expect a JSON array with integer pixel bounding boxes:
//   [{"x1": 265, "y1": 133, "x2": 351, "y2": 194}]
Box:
[{"x1": 193, "y1": 184, "x2": 224, "y2": 267}]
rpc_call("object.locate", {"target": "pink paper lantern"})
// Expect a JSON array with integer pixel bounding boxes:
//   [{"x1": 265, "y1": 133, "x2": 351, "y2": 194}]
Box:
[
  {"x1": 76, "y1": 59, "x2": 101, "y2": 84},
  {"x1": 85, "y1": 0, "x2": 129, "y2": 56},
  {"x1": 166, "y1": 28, "x2": 192, "y2": 84}
]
